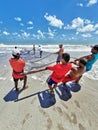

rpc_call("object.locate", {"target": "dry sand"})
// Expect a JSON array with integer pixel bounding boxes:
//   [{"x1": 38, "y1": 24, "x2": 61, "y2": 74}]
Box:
[{"x1": 0, "y1": 54, "x2": 98, "y2": 130}]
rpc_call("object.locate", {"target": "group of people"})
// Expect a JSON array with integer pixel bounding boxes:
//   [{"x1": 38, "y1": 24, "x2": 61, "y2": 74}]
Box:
[
  {"x1": 33, "y1": 44, "x2": 43, "y2": 58},
  {"x1": 9, "y1": 44, "x2": 98, "y2": 95}
]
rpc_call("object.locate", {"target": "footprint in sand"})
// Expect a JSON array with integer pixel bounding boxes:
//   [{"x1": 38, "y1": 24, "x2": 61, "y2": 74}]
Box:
[
  {"x1": 78, "y1": 123, "x2": 86, "y2": 130},
  {"x1": 74, "y1": 100, "x2": 80, "y2": 108},
  {"x1": 65, "y1": 112, "x2": 77, "y2": 124},
  {"x1": 22, "y1": 113, "x2": 30, "y2": 125},
  {"x1": 70, "y1": 112, "x2": 77, "y2": 124},
  {"x1": 31, "y1": 97, "x2": 36, "y2": 104},
  {"x1": 61, "y1": 102, "x2": 68, "y2": 109},
  {"x1": 54, "y1": 106, "x2": 63, "y2": 116},
  {"x1": 57, "y1": 123, "x2": 65, "y2": 130},
  {"x1": 39, "y1": 108, "x2": 52, "y2": 130}
]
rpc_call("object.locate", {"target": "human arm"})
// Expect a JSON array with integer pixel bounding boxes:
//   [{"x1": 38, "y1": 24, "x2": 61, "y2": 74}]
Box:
[
  {"x1": 54, "y1": 50, "x2": 60, "y2": 54},
  {"x1": 21, "y1": 67, "x2": 47, "y2": 75},
  {"x1": 75, "y1": 54, "x2": 94, "y2": 62},
  {"x1": 46, "y1": 65, "x2": 56, "y2": 71},
  {"x1": 54, "y1": 48, "x2": 63, "y2": 54}
]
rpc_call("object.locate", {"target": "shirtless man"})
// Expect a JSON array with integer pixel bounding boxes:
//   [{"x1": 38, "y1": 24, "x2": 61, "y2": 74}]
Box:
[
  {"x1": 62, "y1": 58, "x2": 87, "y2": 85},
  {"x1": 54, "y1": 44, "x2": 64, "y2": 64}
]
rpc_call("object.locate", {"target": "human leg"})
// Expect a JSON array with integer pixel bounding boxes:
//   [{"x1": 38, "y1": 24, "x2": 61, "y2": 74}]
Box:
[
  {"x1": 47, "y1": 78, "x2": 57, "y2": 94},
  {"x1": 23, "y1": 75, "x2": 28, "y2": 89},
  {"x1": 48, "y1": 84, "x2": 54, "y2": 94},
  {"x1": 40, "y1": 51, "x2": 42, "y2": 58},
  {"x1": 13, "y1": 78, "x2": 19, "y2": 91},
  {"x1": 52, "y1": 84, "x2": 57, "y2": 89},
  {"x1": 75, "y1": 75, "x2": 82, "y2": 84}
]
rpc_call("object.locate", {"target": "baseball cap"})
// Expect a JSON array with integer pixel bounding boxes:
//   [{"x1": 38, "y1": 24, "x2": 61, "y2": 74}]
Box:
[{"x1": 91, "y1": 45, "x2": 98, "y2": 51}]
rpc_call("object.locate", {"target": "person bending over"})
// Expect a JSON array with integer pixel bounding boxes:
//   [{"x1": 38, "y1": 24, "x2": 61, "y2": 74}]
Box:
[{"x1": 62, "y1": 58, "x2": 87, "y2": 86}]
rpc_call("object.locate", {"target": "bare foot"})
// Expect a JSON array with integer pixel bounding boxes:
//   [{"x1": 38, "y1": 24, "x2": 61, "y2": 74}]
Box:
[
  {"x1": 16, "y1": 88, "x2": 19, "y2": 91},
  {"x1": 50, "y1": 90, "x2": 54, "y2": 94},
  {"x1": 23, "y1": 85, "x2": 28, "y2": 90}
]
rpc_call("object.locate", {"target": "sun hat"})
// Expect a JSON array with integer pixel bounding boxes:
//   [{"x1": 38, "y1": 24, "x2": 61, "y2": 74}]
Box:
[{"x1": 12, "y1": 49, "x2": 20, "y2": 56}]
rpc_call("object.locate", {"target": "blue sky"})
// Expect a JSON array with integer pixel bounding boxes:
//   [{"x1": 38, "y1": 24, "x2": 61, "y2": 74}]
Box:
[{"x1": 0, "y1": 0, "x2": 98, "y2": 44}]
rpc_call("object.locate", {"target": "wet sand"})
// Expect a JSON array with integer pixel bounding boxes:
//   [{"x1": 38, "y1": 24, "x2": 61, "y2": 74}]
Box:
[{"x1": 0, "y1": 50, "x2": 98, "y2": 130}]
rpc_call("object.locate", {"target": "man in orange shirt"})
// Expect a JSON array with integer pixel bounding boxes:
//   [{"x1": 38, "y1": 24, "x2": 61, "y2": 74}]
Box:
[{"x1": 9, "y1": 50, "x2": 28, "y2": 91}]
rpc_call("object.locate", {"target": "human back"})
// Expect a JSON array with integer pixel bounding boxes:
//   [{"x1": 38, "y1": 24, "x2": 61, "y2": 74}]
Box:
[
  {"x1": 86, "y1": 53, "x2": 98, "y2": 71},
  {"x1": 54, "y1": 44, "x2": 64, "y2": 64},
  {"x1": 46, "y1": 53, "x2": 72, "y2": 83},
  {"x1": 9, "y1": 58, "x2": 25, "y2": 73}
]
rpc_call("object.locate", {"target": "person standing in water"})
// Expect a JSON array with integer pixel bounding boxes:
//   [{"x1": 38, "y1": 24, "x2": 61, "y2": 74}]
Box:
[
  {"x1": 33, "y1": 44, "x2": 36, "y2": 55},
  {"x1": 38, "y1": 45, "x2": 43, "y2": 58},
  {"x1": 54, "y1": 44, "x2": 64, "y2": 64}
]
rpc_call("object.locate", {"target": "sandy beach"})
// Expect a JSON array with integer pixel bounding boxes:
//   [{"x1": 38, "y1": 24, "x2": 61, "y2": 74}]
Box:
[{"x1": 0, "y1": 49, "x2": 98, "y2": 130}]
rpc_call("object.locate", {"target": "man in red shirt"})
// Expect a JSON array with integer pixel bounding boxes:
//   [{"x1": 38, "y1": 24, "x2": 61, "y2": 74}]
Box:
[
  {"x1": 22, "y1": 53, "x2": 71, "y2": 94},
  {"x1": 46, "y1": 53, "x2": 71, "y2": 94},
  {"x1": 9, "y1": 50, "x2": 28, "y2": 91}
]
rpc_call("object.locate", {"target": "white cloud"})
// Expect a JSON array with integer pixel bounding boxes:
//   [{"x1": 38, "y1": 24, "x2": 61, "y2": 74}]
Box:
[
  {"x1": 32, "y1": 30, "x2": 45, "y2": 40},
  {"x1": 71, "y1": 37, "x2": 76, "y2": 40},
  {"x1": 87, "y1": 0, "x2": 97, "y2": 7},
  {"x1": 44, "y1": 13, "x2": 64, "y2": 29},
  {"x1": 84, "y1": 19, "x2": 91, "y2": 24},
  {"x1": 62, "y1": 34, "x2": 66, "y2": 37},
  {"x1": 21, "y1": 32, "x2": 30, "y2": 38},
  {"x1": 14, "y1": 17, "x2": 22, "y2": 22},
  {"x1": 32, "y1": 28, "x2": 54, "y2": 39},
  {"x1": 20, "y1": 23, "x2": 24, "y2": 26},
  {"x1": 3, "y1": 31, "x2": 10, "y2": 36},
  {"x1": 64, "y1": 17, "x2": 84, "y2": 29},
  {"x1": 77, "y1": 3, "x2": 83, "y2": 7},
  {"x1": 37, "y1": 30, "x2": 44, "y2": 38},
  {"x1": 12, "y1": 32, "x2": 18, "y2": 36},
  {"x1": 81, "y1": 33, "x2": 92, "y2": 37},
  {"x1": 12, "y1": 32, "x2": 21, "y2": 37},
  {"x1": 27, "y1": 21, "x2": 33, "y2": 25},
  {"x1": 27, "y1": 26, "x2": 33, "y2": 30},
  {"x1": 77, "y1": 24, "x2": 95, "y2": 32},
  {"x1": 95, "y1": 23, "x2": 98, "y2": 28},
  {"x1": 20, "y1": 29, "x2": 25, "y2": 32},
  {"x1": 64, "y1": 17, "x2": 97, "y2": 33},
  {"x1": 95, "y1": 30, "x2": 98, "y2": 34},
  {"x1": 47, "y1": 28, "x2": 54, "y2": 37}
]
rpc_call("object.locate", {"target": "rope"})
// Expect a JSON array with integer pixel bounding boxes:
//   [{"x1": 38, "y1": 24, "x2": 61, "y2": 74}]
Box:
[
  {"x1": 70, "y1": 56, "x2": 77, "y2": 60},
  {"x1": 29, "y1": 60, "x2": 55, "y2": 70},
  {"x1": 30, "y1": 52, "x2": 54, "y2": 63}
]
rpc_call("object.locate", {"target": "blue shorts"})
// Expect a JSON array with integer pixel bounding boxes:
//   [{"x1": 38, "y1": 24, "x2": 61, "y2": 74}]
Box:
[
  {"x1": 47, "y1": 78, "x2": 57, "y2": 85},
  {"x1": 56, "y1": 55, "x2": 62, "y2": 62}
]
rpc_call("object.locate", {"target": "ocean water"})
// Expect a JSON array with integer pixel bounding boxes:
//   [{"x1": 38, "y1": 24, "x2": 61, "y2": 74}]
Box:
[{"x1": 0, "y1": 44, "x2": 98, "y2": 81}]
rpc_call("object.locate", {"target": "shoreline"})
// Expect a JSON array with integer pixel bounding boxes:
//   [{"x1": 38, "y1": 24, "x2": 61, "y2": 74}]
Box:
[{"x1": 0, "y1": 49, "x2": 98, "y2": 130}]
